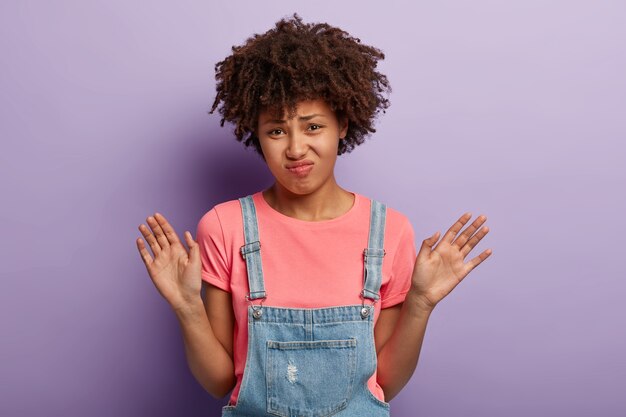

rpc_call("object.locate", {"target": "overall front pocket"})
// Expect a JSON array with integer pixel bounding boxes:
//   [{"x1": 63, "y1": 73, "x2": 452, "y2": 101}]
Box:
[{"x1": 266, "y1": 338, "x2": 357, "y2": 417}]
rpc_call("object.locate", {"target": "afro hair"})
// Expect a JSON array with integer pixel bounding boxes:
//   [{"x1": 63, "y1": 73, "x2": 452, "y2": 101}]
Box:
[{"x1": 209, "y1": 13, "x2": 391, "y2": 157}]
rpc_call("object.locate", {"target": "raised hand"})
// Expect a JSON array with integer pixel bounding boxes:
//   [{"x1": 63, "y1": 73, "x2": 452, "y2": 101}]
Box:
[
  {"x1": 136, "y1": 213, "x2": 202, "y2": 311},
  {"x1": 409, "y1": 213, "x2": 492, "y2": 311}
]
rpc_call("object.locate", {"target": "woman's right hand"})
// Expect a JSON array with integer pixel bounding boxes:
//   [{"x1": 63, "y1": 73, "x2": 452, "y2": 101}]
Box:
[{"x1": 136, "y1": 213, "x2": 202, "y2": 312}]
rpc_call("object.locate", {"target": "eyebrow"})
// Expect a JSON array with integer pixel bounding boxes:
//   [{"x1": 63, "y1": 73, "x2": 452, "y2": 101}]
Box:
[{"x1": 261, "y1": 113, "x2": 327, "y2": 125}]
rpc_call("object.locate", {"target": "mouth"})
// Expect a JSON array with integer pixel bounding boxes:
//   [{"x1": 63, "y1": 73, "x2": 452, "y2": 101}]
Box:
[{"x1": 285, "y1": 161, "x2": 314, "y2": 177}]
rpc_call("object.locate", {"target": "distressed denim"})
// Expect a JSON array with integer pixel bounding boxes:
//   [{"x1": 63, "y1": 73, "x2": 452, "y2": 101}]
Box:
[{"x1": 222, "y1": 195, "x2": 390, "y2": 417}]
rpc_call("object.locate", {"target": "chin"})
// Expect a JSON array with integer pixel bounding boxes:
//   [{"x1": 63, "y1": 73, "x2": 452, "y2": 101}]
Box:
[{"x1": 277, "y1": 181, "x2": 318, "y2": 196}]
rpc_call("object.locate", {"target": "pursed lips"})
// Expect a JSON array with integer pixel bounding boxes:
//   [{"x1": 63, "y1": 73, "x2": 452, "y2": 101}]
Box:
[
  {"x1": 285, "y1": 160, "x2": 314, "y2": 177},
  {"x1": 285, "y1": 160, "x2": 314, "y2": 169}
]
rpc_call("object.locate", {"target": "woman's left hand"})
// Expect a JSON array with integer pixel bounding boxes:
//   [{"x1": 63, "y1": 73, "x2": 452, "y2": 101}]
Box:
[{"x1": 409, "y1": 212, "x2": 492, "y2": 311}]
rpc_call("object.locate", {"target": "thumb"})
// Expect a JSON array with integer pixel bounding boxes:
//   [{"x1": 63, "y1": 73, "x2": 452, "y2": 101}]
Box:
[
  {"x1": 416, "y1": 231, "x2": 440, "y2": 260},
  {"x1": 185, "y1": 231, "x2": 200, "y2": 264}
]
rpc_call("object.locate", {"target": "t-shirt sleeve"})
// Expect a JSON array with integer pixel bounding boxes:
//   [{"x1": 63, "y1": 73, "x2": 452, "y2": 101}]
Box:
[
  {"x1": 196, "y1": 207, "x2": 232, "y2": 292},
  {"x1": 380, "y1": 218, "x2": 417, "y2": 308}
]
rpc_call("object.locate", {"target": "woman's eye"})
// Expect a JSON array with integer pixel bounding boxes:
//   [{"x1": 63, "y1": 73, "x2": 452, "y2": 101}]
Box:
[
  {"x1": 268, "y1": 129, "x2": 284, "y2": 136},
  {"x1": 308, "y1": 124, "x2": 323, "y2": 131}
]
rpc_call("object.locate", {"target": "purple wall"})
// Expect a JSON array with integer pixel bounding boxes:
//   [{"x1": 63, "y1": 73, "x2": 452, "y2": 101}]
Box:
[{"x1": 2, "y1": 1, "x2": 625, "y2": 416}]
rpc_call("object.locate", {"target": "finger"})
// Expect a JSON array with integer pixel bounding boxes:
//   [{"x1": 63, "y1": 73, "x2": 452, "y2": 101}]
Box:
[
  {"x1": 147, "y1": 215, "x2": 170, "y2": 249},
  {"x1": 442, "y1": 212, "x2": 472, "y2": 243},
  {"x1": 460, "y1": 225, "x2": 490, "y2": 258},
  {"x1": 154, "y1": 213, "x2": 183, "y2": 246},
  {"x1": 136, "y1": 237, "x2": 153, "y2": 266},
  {"x1": 463, "y1": 248, "x2": 493, "y2": 274},
  {"x1": 453, "y1": 214, "x2": 487, "y2": 249},
  {"x1": 138, "y1": 223, "x2": 161, "y2": 255}
]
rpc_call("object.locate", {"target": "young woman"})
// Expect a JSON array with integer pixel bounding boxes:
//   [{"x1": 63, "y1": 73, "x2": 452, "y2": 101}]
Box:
[{"x1": 136, "y1": 14, "x2": 492, "y2": 417}]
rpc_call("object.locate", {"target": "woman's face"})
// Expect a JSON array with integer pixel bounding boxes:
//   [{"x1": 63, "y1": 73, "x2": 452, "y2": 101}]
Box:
[{"x1": 257, "y1": 98, "x2": 349, "y2": 196}]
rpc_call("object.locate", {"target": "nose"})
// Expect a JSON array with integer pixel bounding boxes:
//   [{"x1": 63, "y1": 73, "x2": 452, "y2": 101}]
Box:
[{"x1": 286, "y1": 131, "x2": 308, "y2": 159}]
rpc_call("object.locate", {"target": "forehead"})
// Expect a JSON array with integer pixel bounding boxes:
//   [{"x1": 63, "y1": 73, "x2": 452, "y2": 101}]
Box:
[{"x1": 258, "y1": 98, "x2": 335, "y2": 121}]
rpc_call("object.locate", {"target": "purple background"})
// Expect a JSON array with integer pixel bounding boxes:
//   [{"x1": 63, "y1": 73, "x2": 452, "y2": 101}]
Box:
[{"x1": 2, "y1": 1, "x2": 625, "y2": 416}]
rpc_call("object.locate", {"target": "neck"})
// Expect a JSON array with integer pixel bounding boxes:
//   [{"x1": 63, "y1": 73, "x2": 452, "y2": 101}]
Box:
[{"x1": 262, "y1": 180, "x2": 354, "y2": 222}]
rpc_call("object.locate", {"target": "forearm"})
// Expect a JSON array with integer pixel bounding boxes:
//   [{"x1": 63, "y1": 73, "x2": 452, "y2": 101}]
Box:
[
  {"x1": 174, "y1": 300, "x2": 235, "y2": 399},
  {"x1": 376, "y1": 290, "x2": 433, "y2": 402}
]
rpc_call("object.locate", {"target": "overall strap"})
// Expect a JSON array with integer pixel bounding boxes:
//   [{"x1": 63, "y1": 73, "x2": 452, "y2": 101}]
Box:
[
  {"x1": 362, "y1": 199, "x2": 387, "y2": 303},
  {"x1": 238, "y1": 195, "x2": 267, "y2": 301}
]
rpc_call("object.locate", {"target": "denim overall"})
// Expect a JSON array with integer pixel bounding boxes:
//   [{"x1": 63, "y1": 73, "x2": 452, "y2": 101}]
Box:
[{"x1": 221, "y1": 195, "x2": 390, "y2": 417}]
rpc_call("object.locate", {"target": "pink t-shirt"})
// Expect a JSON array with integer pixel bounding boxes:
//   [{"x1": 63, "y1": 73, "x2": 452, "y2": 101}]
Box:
[{"x1": 196, "y1": 191, "x2": 417, "y2": 406}]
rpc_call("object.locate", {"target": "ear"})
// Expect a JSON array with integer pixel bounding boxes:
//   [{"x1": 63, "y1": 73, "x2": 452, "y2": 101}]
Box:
[{"x1": 338, "y1": 115, "x2": 349, "y2": 139}]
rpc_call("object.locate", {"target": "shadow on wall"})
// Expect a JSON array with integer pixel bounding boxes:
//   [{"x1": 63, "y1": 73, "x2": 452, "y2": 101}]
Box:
[
  {"x1": 158, "y1": 126, "x2": 272, "y2": 416},
  {"x1": 192, "y1": 127, "x2": 273, "y2": 211}
]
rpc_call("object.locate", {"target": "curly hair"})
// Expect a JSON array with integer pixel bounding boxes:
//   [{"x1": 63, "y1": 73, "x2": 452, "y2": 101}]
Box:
[{"x1": 208, "y1": 13, "x2": 391, "y2": 158}]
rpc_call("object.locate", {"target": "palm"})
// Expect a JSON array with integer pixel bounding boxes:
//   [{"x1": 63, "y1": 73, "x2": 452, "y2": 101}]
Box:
[
  {"x1": 136, "y1": 213, "x2": 202, "y2": 310},
  {"x1": 411, "y1": 212, "x2": 492, "y2": 310},
  {"x1": 150, "y1": 242, "x2": 200, "y2": 301}
]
